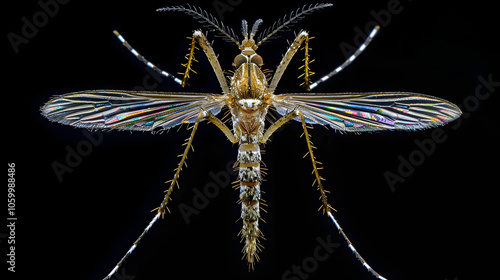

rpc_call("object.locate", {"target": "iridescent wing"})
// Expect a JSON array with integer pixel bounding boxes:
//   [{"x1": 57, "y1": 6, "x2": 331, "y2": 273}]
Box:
[
  {"x1": 41, "y1": 90, "x2": 226, "y2": 131},
  {"x1": 272, "y1": 92, "x2": 461, "y2": 132}
]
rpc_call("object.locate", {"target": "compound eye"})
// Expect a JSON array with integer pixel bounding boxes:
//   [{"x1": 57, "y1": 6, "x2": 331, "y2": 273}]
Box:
[
  {"x1": 233, "y1": 54, "x2": 247, "y2": 68},
  {"x1": 251, "y1": 54, "x2": 263, "y2": 67}
]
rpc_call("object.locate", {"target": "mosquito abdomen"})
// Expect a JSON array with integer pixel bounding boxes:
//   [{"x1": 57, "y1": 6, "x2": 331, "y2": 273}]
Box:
[{"x1": 237, "y1": 142, "x2": 264, "y2": 268}]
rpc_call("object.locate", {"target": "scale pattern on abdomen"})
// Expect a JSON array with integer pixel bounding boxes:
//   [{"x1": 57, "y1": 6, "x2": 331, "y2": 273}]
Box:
[{"x1": 237, "y1": 142, "x2": 263, "y2": 267}]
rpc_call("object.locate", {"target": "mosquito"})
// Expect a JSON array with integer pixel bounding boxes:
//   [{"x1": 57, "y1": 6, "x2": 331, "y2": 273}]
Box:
[{"x1": 41, "y1": 3, "x2": 461, "y2": 280}]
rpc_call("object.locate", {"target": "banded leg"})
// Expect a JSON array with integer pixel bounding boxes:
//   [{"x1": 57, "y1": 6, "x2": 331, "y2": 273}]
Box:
[
  {"x1": 103, "y1": 213, "x2": 160, "y2": 280},
  {"x1": 298, "y1": 111, "x2": 388, "y2": 280},
  {"x1": 327, "y1": 212, "x2": 388, "y2": 280},
  {"x1": 103, "y1": 111, "x2": 205, "y2": 280},
  {"x1": 308, "y1": 25, "x2": 380, "y2": 90},
  {"x1": 113, "y1": 30, "x2": 183, "y2": 85}
]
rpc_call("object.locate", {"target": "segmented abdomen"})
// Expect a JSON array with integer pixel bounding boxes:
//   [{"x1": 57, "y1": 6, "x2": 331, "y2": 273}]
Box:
[{"x1": 238, "y1": 142, "x2": 263, "y2": 268}]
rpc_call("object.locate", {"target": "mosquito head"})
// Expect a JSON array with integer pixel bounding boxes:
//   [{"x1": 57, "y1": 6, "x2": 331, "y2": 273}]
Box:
[
  {"x1": 233, "y1": 19, "x2": 264, "y2": 68},
  {"x1": 233, "y1": 52, "x2": 264, "y2": 69}
]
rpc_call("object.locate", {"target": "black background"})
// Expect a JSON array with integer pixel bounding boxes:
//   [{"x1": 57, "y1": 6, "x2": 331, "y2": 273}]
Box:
[{"x1": 4, "y1": 1, "x2": 498, "y2": 280}]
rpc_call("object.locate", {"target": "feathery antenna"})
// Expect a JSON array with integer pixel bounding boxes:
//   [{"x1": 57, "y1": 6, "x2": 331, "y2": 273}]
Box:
[
  {"x1": 157, "y1": 4, "x2": 240, "y2": 47},
  {"x1": 242, "y1": 19, "x2": 249, "y2": 38},
  {"x1": 256, "y1": 3, "x2": 332, "y2": 46},
  {"x1": 250, "y1": 19, "x2": 263, "y2": 39}
]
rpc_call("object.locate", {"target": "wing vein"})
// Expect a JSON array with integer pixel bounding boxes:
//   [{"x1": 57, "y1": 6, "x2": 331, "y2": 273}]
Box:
[
  {"x1": 41, "y1": 90, "x2": 226, "y2": 132},
  {"x1": 272, "y1": 92, "x2": 461, "y2": 132}
]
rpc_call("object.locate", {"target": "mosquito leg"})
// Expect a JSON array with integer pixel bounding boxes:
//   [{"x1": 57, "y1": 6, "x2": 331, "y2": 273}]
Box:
[
  {"x1": 268, "y1": 31, "x2": 309, "y2": 93},
  {"x1": 297, "y1": 110, "x2": 333, "y2": 214},
  {"x1": 103, "y1": 111, "x2": 205, "y2": 280},
  {"x1": 260, "y1": 110, "x2": 299, "y2": 143},
  {"x1": 113, "y1": 30, "x2": 183, "y2": 85},
  {"x1": 178, "y1": 36, "x2": 199, "y2": 87},
  {"x1": 298, "y1": 110, "x2": 388, "y2": 280},
  {"x1": 103, "y1": 213, "x2": 160, "y2": 280},
  {"x1": 192, "y1": 30, "x2": 231, "y2": 94},
  {"x1": 205, "y1": 111, "x2": 239, "y2": 143},
  {"x1": 327, "y1": 212, "x2": 388, "y2": 280},
  {"x1": 298, "y1": 35, "x2": 315, "y2": 91},
  {"x1": 156, "y1": 111, "x2": 206, "y2": 217},
  {"x1": 308, "y1": 25, "x2": 380, "y2": 90}
]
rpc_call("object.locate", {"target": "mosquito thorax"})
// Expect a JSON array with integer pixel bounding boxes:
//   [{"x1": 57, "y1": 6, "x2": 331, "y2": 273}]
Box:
[{"x1": 230, "y1": 62, "x2": 267, "y2": 101}]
